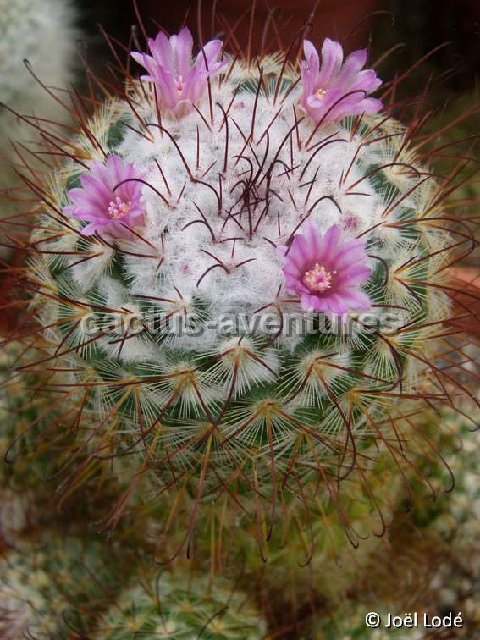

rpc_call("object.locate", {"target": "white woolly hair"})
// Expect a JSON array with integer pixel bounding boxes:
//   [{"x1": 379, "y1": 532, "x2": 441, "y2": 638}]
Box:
[
  {"x1": 36, "y1": 65, "x2": 448, "y2": 364},
  {"x1": 64, "y1": 76, "x2": 437, "y2": 355}
]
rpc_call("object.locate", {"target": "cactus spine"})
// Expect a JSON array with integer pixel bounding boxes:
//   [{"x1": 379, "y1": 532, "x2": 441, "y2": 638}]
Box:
[
  {"x1": 92, "y1": 566, "x2": 267, "y2": 640},
  {"x1": 0, "y1": 533, "x2": 122, "y2": 639}
]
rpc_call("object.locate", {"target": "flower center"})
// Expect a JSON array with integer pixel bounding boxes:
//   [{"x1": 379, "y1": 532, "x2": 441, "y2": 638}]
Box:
[
  {"x1": 175, "y1": 75, "x2": 185, "y2": 94},
  {"x1": 315, "y1": 88, "x2": 327, "y2": 100},
  {"x1": 107, "y1": 196, "x2": 131, "y2": 219},
  {"x1": 303, "y1": 263, "x2": 333, "y2": 293}
]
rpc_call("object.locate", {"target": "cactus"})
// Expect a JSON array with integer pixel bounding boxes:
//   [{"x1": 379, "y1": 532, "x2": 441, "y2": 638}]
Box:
[
  {"x1": 1, "y1": 11, "x2": 479, "y2": 640},
  {"x1": 0, "y1": 0, "x2": 77, "y2": 257},
  {"x1": 4, "y1": 21, "x2": 478, "y2": 559},
  {"x1": 91, "y1": 564, "x2": 267, "y2": 640},
  {"x1": 129, "y1": 450, "x2": 401, "y2": 640},
  {"x1": 0, "y1": 531, "x2": 124, "y2": 639}
]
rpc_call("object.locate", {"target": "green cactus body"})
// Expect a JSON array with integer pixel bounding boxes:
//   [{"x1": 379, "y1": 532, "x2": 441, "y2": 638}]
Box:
[
  {"x1": 92, "y1": 567, "x2": 267, "y2": 640},
  {"x1": 0, "y1": 533, "x2": 122, "y2": 639}
]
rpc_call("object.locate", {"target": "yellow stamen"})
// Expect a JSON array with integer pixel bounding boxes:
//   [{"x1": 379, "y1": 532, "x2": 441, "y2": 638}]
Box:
[
  {"x1": 303, "y1": 263, "x2": 332, "y2": 293},
  {"x1": 107, "y1": 196, "x2": 131, "y2": 219}
]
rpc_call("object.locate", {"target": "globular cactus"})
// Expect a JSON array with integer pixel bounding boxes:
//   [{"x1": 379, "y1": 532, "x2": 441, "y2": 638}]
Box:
[
  {"x1": 0, "y1": 0, "x2": 77, "y2": 257},
  {"x1": 0, "y1": 532, "x2": 124, "y2": 639},
  {"x1": 91, "y1": 565, "x2": 267, "y2": 640},
  {"x1": 6, "y1": 21, "x2": 478, "y2": 556}
]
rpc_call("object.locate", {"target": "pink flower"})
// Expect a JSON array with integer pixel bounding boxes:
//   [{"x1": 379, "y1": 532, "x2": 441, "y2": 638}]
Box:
[
  {"x1": 64, "y1": 155, "x2": 144, "y2": 236},
  {"x1": 300, "y1": 38, "x2": 382, "y2": 125},
  {"x1": 131, "y1": 27, "x2": 226, "y2": 115},
  {"x1": 278, "y1": 222, "x2": 372, "y2": 314}
]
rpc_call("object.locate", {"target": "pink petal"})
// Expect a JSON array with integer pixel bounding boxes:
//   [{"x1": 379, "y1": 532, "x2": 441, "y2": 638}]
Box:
[
  {"x1": 336, "y1": 265, "x2": 371, "y2": 285},
  {"x1": 64, "y1": 155, "x2": 144, "y2": 238},
  {"x1": 339, "y1": 289, "x2": 372, "y2": 311},
  {"x1": 280, "y1": 221, "x2": 372, "y2": 315},
  {"x1": 348, "y1": 69, "x2": 382, "y2": 93},
  {"x1": 81, "y1": 222, "x2": 102, "y2": 235},
  {"x1": 300, "y1": 37, "x2": 382, "y2": 124},
  {"x1": 333, "y1": 243, "x2": 368, "y2": 270},
  {"x1": 301, "y1": 221, "x2": 322, "y2": 256},
  {"x1": 183, "y1": 67, "x2": 208, "y2": 104},
  {"x1": 358, "y1": 97, "x2": 383, "y2": 115},
  {"x1": 301, "y1": 293, "x2": 326, "y2": 312},
  {"x1": 291, "y1": 234, "x2": 316, "y2": 264},
  {"x1": 196, "y1": 39, "x2": 225, "y2": 73},
  {"x1": 148, "y1": 31, "x2": 173, "y2": 69},
  {"x1": 319, "y1": 225, "x2": 342, "y2": 263},
  {"x1": 130, "y1": 51, "x2": 154, "y2": 74},
  {"x1": 325, "y1": 293, "x2": 350, "y2": 314},
  {"x1": 170, "y1": 26, "x2": 194, "y2": 77},
  {"x1": 317, "y1": 38, "x2": 344, "y2": 86},
  {"x1": 153, "y1": 65, "x2": 180, "y2": 107},
  {"x1": 133, "y1": 29, "x2": 225, "y2": 114},
  {"x1": 303, "y1": 40, "x2": 320, "y2": 77},
  {"x1": 335, "y1": 48, "x2": 368, "y2": 89}
]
